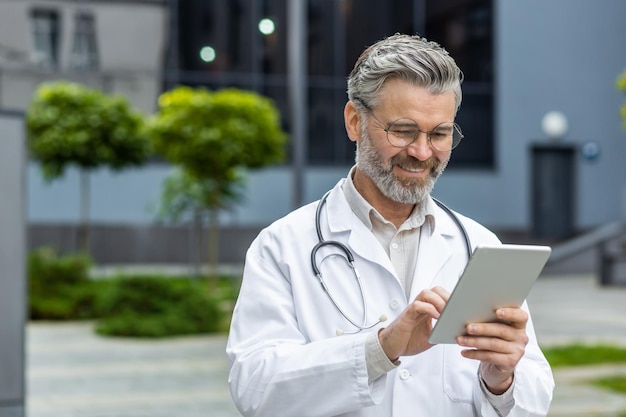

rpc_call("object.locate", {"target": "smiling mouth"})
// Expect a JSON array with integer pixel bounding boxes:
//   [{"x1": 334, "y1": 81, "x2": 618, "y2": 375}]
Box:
[
  {"x1": 396, "y1": 162, "x2": 432, "y2": 175},
  {"x1": 391, "y1": 155, "x2": 438, "y2": 177},
  {"x1": 399, "y1": 165, "x2": 426, "y2": 173}
]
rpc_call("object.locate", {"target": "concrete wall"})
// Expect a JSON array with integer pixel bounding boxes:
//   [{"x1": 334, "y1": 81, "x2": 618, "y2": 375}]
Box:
[
  {"x1": 0, "y1": 0, "x2": 167, "y2": 113},
  {"x1": 490, "y1": 0, "x2": 626, "y2": 230},
  {"x1": 0, "y1": 114, "x2": 26, "y2": 417}
]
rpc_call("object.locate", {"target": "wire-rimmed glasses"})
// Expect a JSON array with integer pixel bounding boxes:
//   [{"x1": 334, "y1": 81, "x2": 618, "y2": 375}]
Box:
[{"x1": 353, "y1": 97, "x2": 464, "y2": 152}]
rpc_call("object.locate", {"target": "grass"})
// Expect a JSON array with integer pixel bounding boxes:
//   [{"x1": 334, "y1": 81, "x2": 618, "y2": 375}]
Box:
[
  {"x1": 591, "y1": 376, "x2": 626, "y2": 395},
  {"x1": 542, "y1": 344, "x2": 626, "y2": 367},
  {"x1": 544, "y1": 343, "x2": 626, "y2": 412}
]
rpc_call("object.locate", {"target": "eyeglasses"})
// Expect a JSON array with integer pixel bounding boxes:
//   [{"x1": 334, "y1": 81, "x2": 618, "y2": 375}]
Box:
[{"x1": 353, "y1": 97, "x2": 464, "y2": 152}]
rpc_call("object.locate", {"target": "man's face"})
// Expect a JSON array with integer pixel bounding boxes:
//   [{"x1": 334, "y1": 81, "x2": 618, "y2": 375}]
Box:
[{"x1": 354, "y1": 79, "x2": 456, "y2": 205}]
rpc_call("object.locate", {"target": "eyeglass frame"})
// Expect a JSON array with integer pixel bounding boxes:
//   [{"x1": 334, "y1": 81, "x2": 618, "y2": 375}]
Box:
[{"x1": 352, "y1": 97, "x2": 464, "y2": 152}]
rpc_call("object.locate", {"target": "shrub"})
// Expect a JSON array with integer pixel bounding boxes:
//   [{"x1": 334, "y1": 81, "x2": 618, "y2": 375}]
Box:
[
  {"x1": 28, "y1": 247, "x2": 101, "y2": 320},
  {"x1": 28, "y1": 249, "x2": 241, "y2": 338},
  {"x1": 95, "y1": 275, "x2": 231, "y2": 338}
]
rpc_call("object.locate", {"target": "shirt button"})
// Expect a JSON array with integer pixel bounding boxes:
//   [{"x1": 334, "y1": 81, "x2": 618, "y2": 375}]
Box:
[
  {"x1": 391, "y1": 243, "x2": 399, "y2": 250},
  {"x1": 399, "y1": 369, "x2": 411, "y2": 380},
  {"x1": 389, "y1": 299, "x2": 401, "y2": 310}
]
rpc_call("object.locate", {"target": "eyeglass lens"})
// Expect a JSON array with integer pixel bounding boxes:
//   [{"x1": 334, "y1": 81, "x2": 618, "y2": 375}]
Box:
[{"x1": 386, "y1": 119, "x2": 463, "y2": 151}]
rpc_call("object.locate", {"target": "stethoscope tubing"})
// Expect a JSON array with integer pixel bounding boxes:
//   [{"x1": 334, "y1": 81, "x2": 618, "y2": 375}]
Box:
[{"x1": 310, "y1": 189, "x2": 472, "y2": 333}]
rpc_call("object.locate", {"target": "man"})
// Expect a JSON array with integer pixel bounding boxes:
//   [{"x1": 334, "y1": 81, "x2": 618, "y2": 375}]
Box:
[{"x1": 227, "y1": 34, "x2": 554, "y2": 417}]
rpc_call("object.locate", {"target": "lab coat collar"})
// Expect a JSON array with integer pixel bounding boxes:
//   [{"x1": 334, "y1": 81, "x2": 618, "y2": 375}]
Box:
[{"x1": 324, "y1": 181, "x2": 460, "y2": 291}]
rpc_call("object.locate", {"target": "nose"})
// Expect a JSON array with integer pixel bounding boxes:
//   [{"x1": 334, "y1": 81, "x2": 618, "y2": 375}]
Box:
[{"x1": 405, "y1": 131, "x2": 433, "y2": 161}]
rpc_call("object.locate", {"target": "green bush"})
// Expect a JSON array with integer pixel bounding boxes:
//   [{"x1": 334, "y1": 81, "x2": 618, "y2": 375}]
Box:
[
  {"x1": 95, "y1": 275, "x2": 233, "y2": 338},
  {"x1": 28, "y1": 248, "x2": 241, "y2": 337},
  {"x1": 28, "y1": 247, "x2": 101, "y2": 320}
]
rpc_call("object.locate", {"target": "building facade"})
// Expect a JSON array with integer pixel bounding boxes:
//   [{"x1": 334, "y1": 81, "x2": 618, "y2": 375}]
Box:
[
  {"x1": 1, "y1": 2, "x2": 624, "y2": 414},
  {"x1": 1, "y1": 0, "x2": 625, "y2": 263},
  {"x1": 0, "y1": 0, "x2": 167, "y2": 113}
]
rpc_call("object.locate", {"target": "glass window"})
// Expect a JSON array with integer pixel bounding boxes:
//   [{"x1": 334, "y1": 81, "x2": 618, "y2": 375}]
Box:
[
  {"x1": 425, "y1": 0, "x2": 494, "y2": 168},
  {"x1": 179, "y1": 0, "x2": 258, "y2": 75},
  {"x1": 70, "y1": 13, "x2": 99, "y2": 71},
  {"x1": 173, "y1": 0, "x2": 494, "y2": 169},
  {"x1": 31, "y1": 9, "x2": 60, "y2": 69}
]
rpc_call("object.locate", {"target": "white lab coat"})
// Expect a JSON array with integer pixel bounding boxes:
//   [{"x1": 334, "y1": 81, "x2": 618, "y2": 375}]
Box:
[{"x1": 227, "y1": 180, "x2": 554, "y2": 417}]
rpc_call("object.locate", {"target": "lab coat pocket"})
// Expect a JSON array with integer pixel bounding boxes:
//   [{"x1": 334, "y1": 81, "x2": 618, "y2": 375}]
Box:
[{"x1": 442, "y1": 344, "x2": 477, "y2": 404}]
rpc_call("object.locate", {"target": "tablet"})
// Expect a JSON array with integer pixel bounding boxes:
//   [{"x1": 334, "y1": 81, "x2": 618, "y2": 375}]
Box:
[{"x1": 428, "y1": 244, "x2": 551, "y2": 344}]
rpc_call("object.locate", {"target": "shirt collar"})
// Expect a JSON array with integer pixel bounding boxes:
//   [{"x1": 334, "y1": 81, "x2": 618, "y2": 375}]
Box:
[{"x1": 341, "y1": 166, "x2": 436, "y2": 234}]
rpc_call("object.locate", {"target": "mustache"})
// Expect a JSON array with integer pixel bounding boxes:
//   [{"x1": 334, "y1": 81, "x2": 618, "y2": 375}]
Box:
[{"x1": 389, "y1": 155, "x2": 440, "y2": 172}]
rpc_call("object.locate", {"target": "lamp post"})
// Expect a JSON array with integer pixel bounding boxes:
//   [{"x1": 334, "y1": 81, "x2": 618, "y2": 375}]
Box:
[{"x1": 288, "y1": 0, "x2": 307, "y2": 208}]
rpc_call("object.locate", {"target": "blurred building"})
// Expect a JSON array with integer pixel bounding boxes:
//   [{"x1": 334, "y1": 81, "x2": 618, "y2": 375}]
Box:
[
  {"x1": 170, "y1": 0, "x2": 494, "y2": 169},
  {"x1": 1, "y1": 0, "x2": 625, "y2": 264},
  {"x1": 0, "y1": 0, "x2": 166, "y2": 112}
]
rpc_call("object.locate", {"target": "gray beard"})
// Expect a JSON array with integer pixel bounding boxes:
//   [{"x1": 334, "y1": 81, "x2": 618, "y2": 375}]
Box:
[{"x1": 355, "y1": 129, "x2": 447, "y2": 205}]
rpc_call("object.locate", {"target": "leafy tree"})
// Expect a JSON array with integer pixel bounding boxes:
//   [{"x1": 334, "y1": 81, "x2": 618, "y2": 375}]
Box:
[
  {"x1": 26, "y1": 81, "x2": 151, "y2": 252},
  {"x1": 149, "y1": 86, "x2": 286, "y2": 281}
]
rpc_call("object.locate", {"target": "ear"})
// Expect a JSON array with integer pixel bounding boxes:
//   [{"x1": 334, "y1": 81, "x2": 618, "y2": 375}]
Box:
[{"x1": 344, "y1": 100, "x2": 362, "y2": 143}]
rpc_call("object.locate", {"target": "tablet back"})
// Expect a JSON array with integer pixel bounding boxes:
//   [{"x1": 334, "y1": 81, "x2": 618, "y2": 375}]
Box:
[{"x1": 428, "y1": 244, "x2": 552, "y2": 344}]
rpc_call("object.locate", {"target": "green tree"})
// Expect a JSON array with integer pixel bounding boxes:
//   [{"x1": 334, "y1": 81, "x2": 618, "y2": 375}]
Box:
[
  {"x1": 26, "y1": 81, "x2": 151, "y2": 252},
  {"x1": 149, "y1": 86, "x2": 286, "y2": 281}
]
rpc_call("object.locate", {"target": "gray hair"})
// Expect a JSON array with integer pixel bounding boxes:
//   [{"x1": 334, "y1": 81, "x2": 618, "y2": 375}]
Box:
[{"x1": 347, "y1": 33, "x2": 463, "y2": 112}]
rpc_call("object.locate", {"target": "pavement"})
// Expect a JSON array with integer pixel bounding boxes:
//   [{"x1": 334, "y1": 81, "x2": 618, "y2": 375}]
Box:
[{"x1": 26, "y1": 272, "x2": 626, "y2": 417}]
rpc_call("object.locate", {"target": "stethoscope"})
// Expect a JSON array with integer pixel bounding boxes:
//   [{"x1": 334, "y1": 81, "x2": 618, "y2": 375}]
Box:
[{"x1": 311, "y1": 190, "x2": 472, "y2": 335}]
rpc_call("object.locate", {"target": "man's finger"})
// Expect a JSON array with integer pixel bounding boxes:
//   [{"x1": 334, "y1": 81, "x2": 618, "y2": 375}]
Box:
[
  {"x1": 495, "y1": 307, "x2": 528, "y2": 329},
  {"x1": 431, "y1": 286, "x2": 451, "y2": 302}
]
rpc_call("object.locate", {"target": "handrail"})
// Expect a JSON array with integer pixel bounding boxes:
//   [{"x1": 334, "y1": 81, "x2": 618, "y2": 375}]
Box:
[{"x1": 548, "y1": 221, "x2": 626, "y2": 264}]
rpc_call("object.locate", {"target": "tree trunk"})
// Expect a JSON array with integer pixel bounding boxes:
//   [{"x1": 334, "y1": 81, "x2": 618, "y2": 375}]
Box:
[
  {"x1": 188, "y1": 209, "x2": 203, "y2": 279},
  {"x1": 206, "y1": 208, "x2": 219, "y2": 292},
  {"x1": 77, "y1": 170, "x2": 90, "y2": 254}
]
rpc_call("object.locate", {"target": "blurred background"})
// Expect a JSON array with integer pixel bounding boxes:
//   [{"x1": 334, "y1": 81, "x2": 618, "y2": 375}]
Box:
[
  {"x1": 0, "y1": 0, "x2": 624, "y2": 265},
  {"x1": 1, "y1": 1, "x2": 626, "y2": 416}
]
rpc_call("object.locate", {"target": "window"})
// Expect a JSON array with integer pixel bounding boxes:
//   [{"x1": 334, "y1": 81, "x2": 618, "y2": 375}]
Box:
[
  {"x1": 173, "y1": 0, "x2": 494, "y2": 168},
  {"x1": 31, "y1": 9, "x2": 60, "y2": 69},
  {"x1": 426, "y1": 0, "x2": 494, "y2": 168},
  {"x1": 70, "y1": 13, "x2": 99, "y2": 71}
]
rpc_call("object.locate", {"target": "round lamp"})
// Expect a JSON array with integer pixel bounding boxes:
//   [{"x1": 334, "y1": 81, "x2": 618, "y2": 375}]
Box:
[{"x1": 541, "y1": 111, "x2": 568, "y2": 140}]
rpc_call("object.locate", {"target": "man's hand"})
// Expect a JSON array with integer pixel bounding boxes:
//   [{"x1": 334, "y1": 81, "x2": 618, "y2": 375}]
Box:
[
  {"x1": 378, "y1": 286, "x2": 450, "y2": 361},
  {"x1": 456, "y1": 307, "x2": 529, "y2": 394}
]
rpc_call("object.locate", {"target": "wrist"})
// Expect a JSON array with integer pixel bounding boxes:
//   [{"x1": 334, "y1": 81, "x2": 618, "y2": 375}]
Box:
[
  {"x1": 481, "y1": 368, "x2": 514, "y2": 395},
  {"x1": 377, "y1": 328, "x2": 399, "y2": 362},
  {"x1": 484, "y1": 375, "x2": 513, "y2": 395}
]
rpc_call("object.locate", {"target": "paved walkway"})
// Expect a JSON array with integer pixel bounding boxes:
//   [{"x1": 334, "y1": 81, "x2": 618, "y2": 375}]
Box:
[
  {"x1": 527, "y1": 275, "x2": 626, "y2": 416},
  {"x1": 27, "y1": 274, "x2": 626, "y2": 417},
  {"x1": 27, "y1": 324, "x2": 238, "y2": 417}
]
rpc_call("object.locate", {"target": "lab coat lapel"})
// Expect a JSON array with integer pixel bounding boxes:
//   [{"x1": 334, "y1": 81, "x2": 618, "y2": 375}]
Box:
[
  {"x1": 347, "y1": 222, "x2": 397, "y2": 278},
  {"x1": 325, "y1": 185, "x2": 398, "y2": 280}
]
